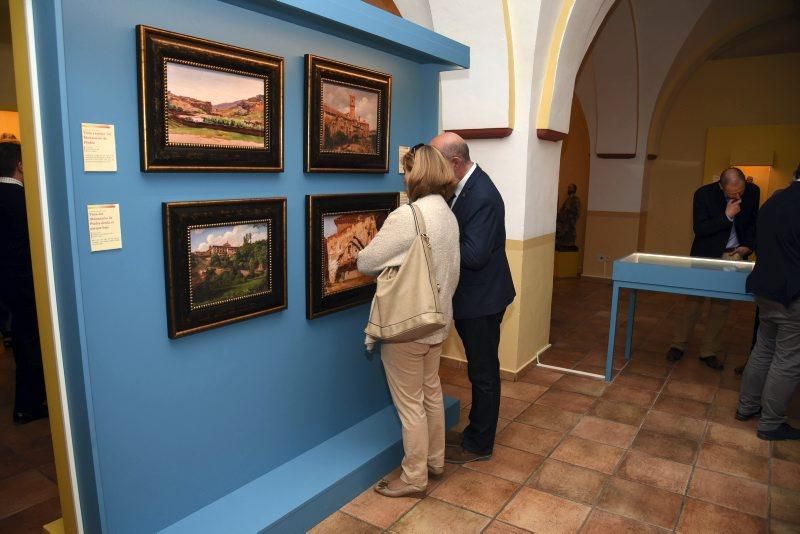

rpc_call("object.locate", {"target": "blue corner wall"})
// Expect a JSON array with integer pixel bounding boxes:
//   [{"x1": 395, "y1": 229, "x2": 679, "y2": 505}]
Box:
[{"x1": 32, "y1": 1, "x2": 464, "y2": 532}]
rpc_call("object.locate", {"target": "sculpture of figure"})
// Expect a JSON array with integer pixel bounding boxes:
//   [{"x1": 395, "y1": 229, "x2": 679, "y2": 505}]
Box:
[{"x1": 555, "y1": 183, "x2": 581, "y2": 251}]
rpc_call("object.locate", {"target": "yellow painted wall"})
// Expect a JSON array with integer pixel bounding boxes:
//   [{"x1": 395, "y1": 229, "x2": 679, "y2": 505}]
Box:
[
  {"x1": 704, "y1": 124, "x2": 800, "y2": 200},
  {"x1": 0, "y1": 0, "x2": 16, "y2": 111},
  {"x1": 556, "y1": 96, "x2": 590, "y2": 271},
  {"x1": 443, "y1": 235, "x2": 554, "y2": 376},
  {"x1": 738, "y1": 165, "x2": 772, "y2": 205},
  {"x1": 582, "y1": 211, "x2": 640, "y2": 278},
  {"x1": 644, "y1": 52, "x2": 800, "y2": 255},
  {"x1": 0, "y1": 110, "x2": 20, "y2": 138}
]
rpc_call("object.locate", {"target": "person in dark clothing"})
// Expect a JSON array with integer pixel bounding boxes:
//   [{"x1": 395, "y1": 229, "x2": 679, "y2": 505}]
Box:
[
  {"x1": 429, "y1": 132, "x2": 516, "y2": 464},
  {"x1": 666, "y1": 168, "x2": 759, "y2": 370},
  {"x1": 737, "y1": 165, "x2": 800, "y2": 441},
  {"x1": 0, "y1": 138, "x2": 47, "y2": 424}
]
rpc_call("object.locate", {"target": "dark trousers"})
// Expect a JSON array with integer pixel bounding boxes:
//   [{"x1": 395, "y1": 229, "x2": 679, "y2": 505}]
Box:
[
  {"x1": 0, "y1": 275, "x2": 46, "y2": 416},
  {"x1": 455, "y1": 310, "x2": 504, "y2": 455}
]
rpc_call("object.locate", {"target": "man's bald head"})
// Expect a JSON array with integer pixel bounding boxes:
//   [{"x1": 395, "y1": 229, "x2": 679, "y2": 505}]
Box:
[
  {"x1": 720, "y1": 167, "x2": 745, "y2": 187},
  {"x1": 429, "y1": 132, "x2": 472, "y2": 181},
  {"x1": 719, "y1": 167, "x2": 746, "y2": 200}
]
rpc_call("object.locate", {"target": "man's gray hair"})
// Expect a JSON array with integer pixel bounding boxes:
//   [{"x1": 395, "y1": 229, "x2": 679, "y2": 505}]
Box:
[
  {"x1": 719, "y1": 167, "x2": 745, "y2": 187},
  {"x1": 438, "y1": 137, "x2": 471, "y2": 162}
]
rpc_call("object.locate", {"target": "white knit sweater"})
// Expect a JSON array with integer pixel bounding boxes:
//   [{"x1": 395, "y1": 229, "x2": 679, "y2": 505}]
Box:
[{"x1": 357, "y1": 194, "x2": 460, "y2": 345}]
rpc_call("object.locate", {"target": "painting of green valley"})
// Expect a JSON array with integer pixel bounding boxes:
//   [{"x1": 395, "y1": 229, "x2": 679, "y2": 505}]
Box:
[
  {"x1": 166, "y1": 62, "x2": 266, "y2": 148},
  {"x1": 189, "y1": 223, "x2": 272, "y2": 308}
]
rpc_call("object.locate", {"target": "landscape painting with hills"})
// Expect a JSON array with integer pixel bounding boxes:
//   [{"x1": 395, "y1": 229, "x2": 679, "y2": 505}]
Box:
[
  {"x1": 189, "y1": 222, "x2": 272, "y2": 308},
  {"x1": 165, "y1": 61, "x2": 267, "y2": 148}
]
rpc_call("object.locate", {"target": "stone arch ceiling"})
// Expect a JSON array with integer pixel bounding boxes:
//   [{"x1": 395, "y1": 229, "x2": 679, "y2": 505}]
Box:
[
  {"x1": 576, "y1": 0, "x2": 711, "y2": 158},
  {"x1": 590, "y1": 0, "x2": 638, "y2": 156},
  {"x1": 646, "y1": 0, "x2": 798, "y2": 155},
  {"x1": 711, "y1": 11, "x2": 800, "y2": 60}
]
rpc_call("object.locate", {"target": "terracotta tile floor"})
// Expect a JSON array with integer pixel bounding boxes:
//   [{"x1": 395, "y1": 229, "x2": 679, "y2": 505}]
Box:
[
  {"x1": 0, "y1": 340, "x2": 61, "y2": 533},
  {"x1": 311, "y1": 279, "x2": 800, "y2": 533}
]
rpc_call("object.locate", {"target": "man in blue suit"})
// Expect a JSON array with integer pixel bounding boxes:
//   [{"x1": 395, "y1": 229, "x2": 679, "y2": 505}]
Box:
[{"x1": 430, "y1": 132, "x2": 516, "y2": 463}]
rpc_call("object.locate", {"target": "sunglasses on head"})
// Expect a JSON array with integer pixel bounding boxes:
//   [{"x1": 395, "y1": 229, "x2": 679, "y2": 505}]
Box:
[{"x1": 409, "y1": 143, "x2": 425, "y2": 155}]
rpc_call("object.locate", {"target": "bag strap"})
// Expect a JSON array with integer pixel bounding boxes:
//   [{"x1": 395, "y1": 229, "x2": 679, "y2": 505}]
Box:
[{"x1": 409, "y1": 203, "x2": 428, "y2": 237}]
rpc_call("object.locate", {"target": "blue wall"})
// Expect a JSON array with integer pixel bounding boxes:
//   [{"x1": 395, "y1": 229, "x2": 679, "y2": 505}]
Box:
[{"x1": 36, "y1": 1, "x2": 446, "y2": 532}]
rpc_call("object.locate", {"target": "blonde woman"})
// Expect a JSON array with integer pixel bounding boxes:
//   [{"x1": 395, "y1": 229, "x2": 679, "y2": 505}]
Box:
[{"x1": 357, "y1": 145, "x2": 460, "y2": 498}]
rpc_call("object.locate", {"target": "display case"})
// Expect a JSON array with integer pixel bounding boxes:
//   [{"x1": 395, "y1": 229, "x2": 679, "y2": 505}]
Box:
[{"x1": 604, "y1": 253, "x2": 755, "y2": 381}]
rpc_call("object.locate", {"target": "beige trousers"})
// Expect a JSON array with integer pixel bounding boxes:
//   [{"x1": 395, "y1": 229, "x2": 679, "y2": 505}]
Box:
[
  {"x1": 671, "y1": 252, "x2": 741, "y2": 357},
  {"x1": 381, "y1": 341, "x2": 445, "y2": 487}
]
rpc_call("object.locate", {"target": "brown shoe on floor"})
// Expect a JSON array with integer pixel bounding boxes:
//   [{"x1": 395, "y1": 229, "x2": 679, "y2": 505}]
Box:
[
  {"x1": 445, "y1": 429, "x2": 463, "y2": 447},
  {"x1": 445, "y1": 447, "x2": 492, "y2": 464},
  {"x1": 699, "y1": 355, "x2": 724, "y2": 370},
  {"x1": 374, "y1": 478, "x2": 426, "y2": 498},
  {"x1": 428, "y1": 464, "x2": 445, "y2": 477},
  {"x1": 666, "y1": 347, "x2": 684, "y2": 362}
]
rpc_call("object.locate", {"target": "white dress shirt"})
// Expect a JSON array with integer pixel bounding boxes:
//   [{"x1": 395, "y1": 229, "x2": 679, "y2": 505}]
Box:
[
  {"x1": 0, "y1": 177, "x2": 23, "y2": 188},
  {"x1": 450, "y1": 162, "x2": 477, "y2": 208},
  {"x1": 725, "y1": 215, "x2": 740, "y2": 250}
]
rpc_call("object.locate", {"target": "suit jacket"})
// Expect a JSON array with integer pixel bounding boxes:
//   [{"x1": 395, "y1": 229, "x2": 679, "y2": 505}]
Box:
[
  {"x1": 451, "y1": 165, "x2": 516, "y2": 320},
  {"x1": 690, "y1": 181, "x2": 759, "y2": 259},
  {"x1": 0, "y1": 182, "x2": 33, "y2": 278},
  {"x1": 746, "y1": 181, "x2": 800, "y2": 307}
]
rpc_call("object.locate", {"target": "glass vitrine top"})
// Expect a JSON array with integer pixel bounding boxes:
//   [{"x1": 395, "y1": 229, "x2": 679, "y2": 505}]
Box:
[{"x1": 617, "y1": 253, "x2": 754, "y2": 273}]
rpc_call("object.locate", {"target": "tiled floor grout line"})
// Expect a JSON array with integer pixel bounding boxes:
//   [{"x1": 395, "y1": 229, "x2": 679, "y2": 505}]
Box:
[
  {"x1": 582, "y1": 358, "x2": 678, "y2": 532},
  {"x1": 663, "y1": 358, "x2": 708, "y2": 533},
  {"x1": 481, "y1": 389, "x2": 593, "y2": 533},
  {"x1": 324, "y1": 285, "x2": 800, "y2": 533}
]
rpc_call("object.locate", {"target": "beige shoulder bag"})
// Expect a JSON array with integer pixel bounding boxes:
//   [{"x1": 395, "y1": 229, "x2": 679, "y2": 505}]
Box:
[{"x1": 364, "y1": 203, "x2": 448, "y2": 342}]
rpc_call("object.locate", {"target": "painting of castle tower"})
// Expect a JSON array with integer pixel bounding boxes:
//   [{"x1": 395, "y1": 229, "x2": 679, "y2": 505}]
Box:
[{"x1": 321, "y1": 81, "x2": 378, "y2": 154}]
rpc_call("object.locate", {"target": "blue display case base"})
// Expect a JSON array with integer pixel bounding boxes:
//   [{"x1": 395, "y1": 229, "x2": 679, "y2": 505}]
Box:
[{"x1": 159, "y1": 396, "x2": 460, "y2": 533}]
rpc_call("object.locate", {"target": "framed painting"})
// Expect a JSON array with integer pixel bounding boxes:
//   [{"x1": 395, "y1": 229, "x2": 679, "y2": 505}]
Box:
[
  {"x1": 304, "y1": 55, "x2": 392, "y2": 173},
  {"x1": 137, "y1": 25, "x2": 283, "y2": 171},
  {"x1": 306, "y1": 193, "x2": 399, "y2": 318},
  {"x1": 163, "y1": 198, "x2": 286, "y2": 338}
]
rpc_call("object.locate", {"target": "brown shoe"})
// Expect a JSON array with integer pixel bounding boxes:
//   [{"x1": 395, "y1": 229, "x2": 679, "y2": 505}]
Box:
[
  {"x1": 666, "y1": 347, "x2": 684, "y2": 362},
  {"x1": 699, "y1": 355, "x2": 724, "y2": 370},
  {"x1": 445, "y1": 447, "x2": 491, "y2": 464},
  {"x1": 445, "y1": 430, "x2": 463, "y2": 447},
  {"x1": 373, "y1": 478, "x2": 426, "y2": 498},
  {"x1": 428, "y1": 464, "x2": 445, "y2": 477}
]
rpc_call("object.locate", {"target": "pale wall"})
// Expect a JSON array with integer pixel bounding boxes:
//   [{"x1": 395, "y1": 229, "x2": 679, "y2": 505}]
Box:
[
  {"x1": 577, "y1": 0, "x2": 710, "y2": 277},
  {"x1": 644, "y1": 52, "x2": 800, "y2": 255},
  {"x1": 592, "y1": 0, "x2": 638, "y2": 155},
  {"x1": 431, "y1": 0, "x2": 541, "y2": 241},
  {"x1": 394, "y1": 0, "x2": 433, "y2": 29},
  {"x1": 432, "y1": 0, "x2": 510, "y2": 131}
]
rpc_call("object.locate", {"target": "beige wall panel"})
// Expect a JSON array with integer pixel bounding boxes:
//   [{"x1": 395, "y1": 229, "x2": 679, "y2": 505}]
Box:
[
  {"x1": 642, "y1": 160, "x2": 701, "y2": 255},
  {"x1": 443, "y1": 236, "x2": 555, "y2": 376},
  {"x1": 582, "y1": 212, "x2": 639, "y2": 278},
  {"x1": 516, "y1": 236, "x2": 554, "y2": 370}
]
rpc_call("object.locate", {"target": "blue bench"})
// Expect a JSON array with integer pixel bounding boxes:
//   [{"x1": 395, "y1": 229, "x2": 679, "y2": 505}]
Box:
[{"x1": 160, "y1": 396, "x2": 460, "y2": 533}]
